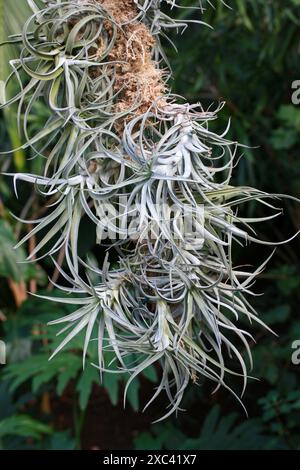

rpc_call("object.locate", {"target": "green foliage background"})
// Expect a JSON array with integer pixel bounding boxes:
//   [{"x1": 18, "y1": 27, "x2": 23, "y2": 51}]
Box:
[{"x1": 0, "y1": 0, "x2": 300, "y2": 450}]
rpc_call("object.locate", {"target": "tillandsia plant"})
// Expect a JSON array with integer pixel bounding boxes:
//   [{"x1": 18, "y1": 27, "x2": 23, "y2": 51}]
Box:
[{"x1": 0, "y1": 0, "x2": 299, "y2": 421}]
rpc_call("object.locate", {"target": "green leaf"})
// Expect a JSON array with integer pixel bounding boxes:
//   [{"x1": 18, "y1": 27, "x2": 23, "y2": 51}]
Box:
[
  {"x1": 269, "y1": 128, "x2": 298, "y2": 150},
  {"x1": 0, "y1": 0, "x2": 32, "y2": 82},
  {"x1": 134, "y1": 422, "x2": 185, "y2": 451},
  {"x1": 4, "y1": 352, "x2": 81, "y2": 395},
  {"x1": 277, "y1": 105, "x2": 300, "y2": 129},
  {"x1": 0, "y1": 219, "x2": 26, "y2": 282},
  {"x1": 46, "y1": 431, "x2": 76, "y2": 450},
  {"x1": 0, "y1": 415, "x2": 51, "y2": 439},
  {"x1": 126, "y1": 377, "x2": 140, "y2": 412},
  {"x1": 103, "y1": 372, "x2": 120, "y2": 406},
  {"x1": 76, "y1": 364, "x2": 99, "y2": 410},
  {"x1": 179, "y1": 405, "x2": 275, "y2": 450},
  {"x1": 56, "y1": 357, "x2": 82, "y2": 396},
  {"x1": 134, "y1": 432, "x2": 163, "y2": 451},
  {"x1": 142, "y1": 365, "x2": 158, "y2": 383},
  {"x1": 135, "y1": 406, "x2": 283, "y2": 451}
]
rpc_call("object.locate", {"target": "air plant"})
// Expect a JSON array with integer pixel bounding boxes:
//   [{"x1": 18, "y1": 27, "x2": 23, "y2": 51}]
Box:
[{"x1": 1, "y1": 0, "x2": 298, "y2": 421}]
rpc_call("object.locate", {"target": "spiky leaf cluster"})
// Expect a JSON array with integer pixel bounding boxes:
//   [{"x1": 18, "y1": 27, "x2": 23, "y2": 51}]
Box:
[{"x1": 1, "y1": 0, "x2": 297, "y2": 420}]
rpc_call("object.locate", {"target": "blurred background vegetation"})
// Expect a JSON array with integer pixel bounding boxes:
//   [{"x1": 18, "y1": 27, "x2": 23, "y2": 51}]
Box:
[{"x1": 0, "y1": 0, "x2": 300, "y2": 450}]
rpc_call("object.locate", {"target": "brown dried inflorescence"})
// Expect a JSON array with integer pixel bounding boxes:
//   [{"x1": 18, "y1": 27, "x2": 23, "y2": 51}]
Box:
[
  {"x1": 97, "y1": 0, "x2": 139, "y2": 23},
  {"x1": 97, "y1": 0, "x2": 167, "y2": 123}
]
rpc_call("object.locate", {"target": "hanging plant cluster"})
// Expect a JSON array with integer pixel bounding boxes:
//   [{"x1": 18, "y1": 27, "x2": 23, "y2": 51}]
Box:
[{"x1": 1, "y1": 0, "x2": 297, "y2": 420}]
